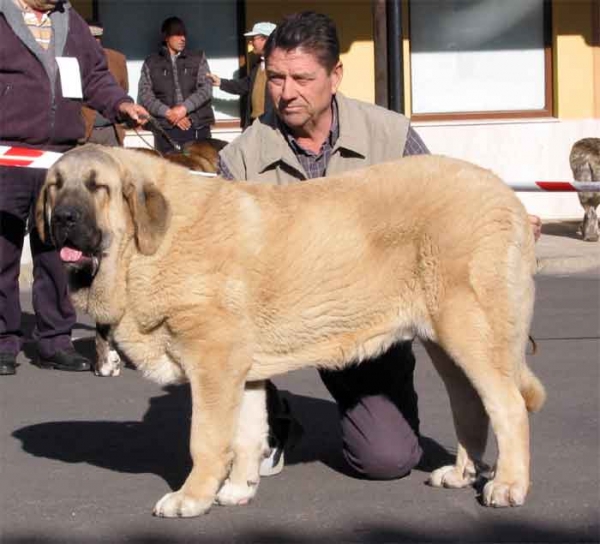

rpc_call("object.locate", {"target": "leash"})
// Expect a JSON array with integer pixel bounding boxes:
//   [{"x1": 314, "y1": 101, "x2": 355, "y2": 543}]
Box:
[
  {"x1": 139, "y1": 114, "x2": 183, "y2": 153},
  {"x1": 0, "y1": 145, "x2": 598, "y2": 190}
]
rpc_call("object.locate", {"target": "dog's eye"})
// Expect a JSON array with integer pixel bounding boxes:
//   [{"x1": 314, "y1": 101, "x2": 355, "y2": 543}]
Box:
[{"x1": 86, "y1": 179, "x2": 108, "y2": 194}]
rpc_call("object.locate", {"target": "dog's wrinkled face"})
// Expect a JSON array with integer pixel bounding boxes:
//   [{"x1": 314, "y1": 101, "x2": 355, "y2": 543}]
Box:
[
  {"x1": 36, "y1": 145, "x2": 170, "y2": 292},
  {"x1": 36, "y1": 146, "x2": 126, "y2": 287}
]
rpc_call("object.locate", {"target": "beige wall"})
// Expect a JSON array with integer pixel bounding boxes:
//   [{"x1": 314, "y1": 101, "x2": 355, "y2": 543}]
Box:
[
  {"x1": 553, "y1": 0, "x2": 598, "y2": 119},
  {"x1": 245, "y1": 1, "x2": 375, "y2": 103}
]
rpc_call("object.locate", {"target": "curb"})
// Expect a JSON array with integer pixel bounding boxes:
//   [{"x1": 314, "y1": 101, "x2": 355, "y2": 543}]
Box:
[{"x1": 536, "y1": 255, "x2": 600, "y2": 276}]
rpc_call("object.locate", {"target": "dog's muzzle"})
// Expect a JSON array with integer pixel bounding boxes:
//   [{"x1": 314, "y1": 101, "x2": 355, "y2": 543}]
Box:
[{"x1": 51, "y1": 204, "x2": 102, "y2": 276}]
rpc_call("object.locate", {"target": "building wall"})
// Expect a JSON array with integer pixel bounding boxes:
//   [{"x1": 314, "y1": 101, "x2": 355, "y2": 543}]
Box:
[{"x1": 553, "y1": 0, "x2": 597, "y2": 119}]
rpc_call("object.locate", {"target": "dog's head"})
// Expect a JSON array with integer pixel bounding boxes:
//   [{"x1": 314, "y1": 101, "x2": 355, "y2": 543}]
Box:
[{"x1": 35, "y1": 144, "x2": 170, "y2": 289}]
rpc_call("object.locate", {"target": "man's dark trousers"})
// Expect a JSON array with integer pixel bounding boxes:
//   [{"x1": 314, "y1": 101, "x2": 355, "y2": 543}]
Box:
[{"x1": 0, "y1": 166, "x2": 76, "y2": 358}]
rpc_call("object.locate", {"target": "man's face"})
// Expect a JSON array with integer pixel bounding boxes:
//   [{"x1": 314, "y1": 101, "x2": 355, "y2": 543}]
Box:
[
  {"x1": 165, "y1": 34, "x2": 186, "y2": 54},
  {"x1": 266, "y1": 47, "x2": 343, "y2": 132},
  {"x1": 250, "y1": 35, "x2": 267, "y2": 56},
  {"x1": 23, "y1": 0, "x2": 60, "y2": 11}
]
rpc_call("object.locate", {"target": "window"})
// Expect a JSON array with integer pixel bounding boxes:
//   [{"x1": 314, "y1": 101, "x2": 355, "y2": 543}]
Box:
[{"x1": 408, "y1": 0, "x2": 552, "y2": 120}]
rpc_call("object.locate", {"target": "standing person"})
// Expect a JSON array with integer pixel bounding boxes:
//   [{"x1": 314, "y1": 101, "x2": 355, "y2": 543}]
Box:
[
  {"x1": 0, "y1": 0, "x2": 148, "y2": 376},
  {"x1": 81, "y1": 19, "x2": 129, "y2": 147},
  {"x1": 207, "y1": 21, "x2": 276, "y2": 129},
  {"x1": 138, "y1": 16, "x2": 214, "y2": 154},
  {"x1": 220, "y1": 11, "x2": 542, "y2": 480}
]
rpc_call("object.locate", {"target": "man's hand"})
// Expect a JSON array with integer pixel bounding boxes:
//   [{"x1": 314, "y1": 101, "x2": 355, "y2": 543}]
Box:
[
  {"x1": 166, "y1": 105, "x2": 188, "y2": 125},
  {"x1": 175, "y1": 117, "x2": 192, "y2": 130},
  {"x1": 207, "y1": 73, "x2": 221, "y2": 87},
  {"x1": 117, "y1": 102, "x2": 149, "y2": 127},
  {"x1": 529, "y1": 214, "x2": 542, "y2": 242}
]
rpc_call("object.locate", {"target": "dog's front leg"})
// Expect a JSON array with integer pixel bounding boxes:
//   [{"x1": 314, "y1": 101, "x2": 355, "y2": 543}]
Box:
[
  {"x1": 216, "y1": 380, "x2": 270, "y2": 506},
  {"x1": 153, "y1": 347, "x2": 248, "y2": 518},
  {"x1": 95, "y1": 323, "x2": 121, "y2": 377}
]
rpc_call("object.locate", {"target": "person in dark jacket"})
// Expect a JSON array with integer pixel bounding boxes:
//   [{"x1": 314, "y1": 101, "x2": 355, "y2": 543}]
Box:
[
  {"x1": 138, "y1": 16, "x2": 215, "y2": 154},
  {"x1": 207, "y1": 22, "x2": 276, "y2": 129},
  {"x1": 81, "y1": 19, "x2": 130, "y2": 146},
  {"x1": 0, "y1": 0, "x2": 148, "y2": 376}
]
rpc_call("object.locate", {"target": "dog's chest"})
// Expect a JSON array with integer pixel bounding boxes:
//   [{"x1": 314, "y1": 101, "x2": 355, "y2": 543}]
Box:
[{"x1": 113, "y1": 315, "x2": 186, "y2": 385}]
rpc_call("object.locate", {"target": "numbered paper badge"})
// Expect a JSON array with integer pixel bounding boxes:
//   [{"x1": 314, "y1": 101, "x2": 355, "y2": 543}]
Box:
[{"x1": 55, "y1": 57, "x2": 83, "y2": 99}]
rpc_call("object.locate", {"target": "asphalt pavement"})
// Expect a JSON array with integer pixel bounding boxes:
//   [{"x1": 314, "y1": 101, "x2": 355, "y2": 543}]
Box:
[{"x1": 2, "y1": 221, "x2": 599, "y2": 543}]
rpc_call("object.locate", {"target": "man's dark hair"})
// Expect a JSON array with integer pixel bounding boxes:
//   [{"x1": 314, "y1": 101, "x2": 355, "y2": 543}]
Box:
[
  {"x1": 161, "y1": 16, "x2": 187, "y2": 39},
  {"x1": 264, "y1": 12, "x2": 340, "y2": 73}
]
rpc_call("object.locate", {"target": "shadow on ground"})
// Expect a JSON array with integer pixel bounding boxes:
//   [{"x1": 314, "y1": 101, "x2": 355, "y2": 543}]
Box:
[
  {"x1": 541, "y1": 219, "x2": 583, "y2": 240},
  {"x1": 12, "y1": 385, "x2": 452, "y2": 491},
  {"x1": 3, "y1": 521, "x2": 597, "y2": 544}
]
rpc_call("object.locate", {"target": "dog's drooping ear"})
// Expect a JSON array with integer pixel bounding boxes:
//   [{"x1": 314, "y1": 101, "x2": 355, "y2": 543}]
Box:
[
  {"x1": 35, "y1": 173, "x2": 57, "y2": 245},
  {"x1": 123, "y1": 176, "x2": 170, "y2": 256}
]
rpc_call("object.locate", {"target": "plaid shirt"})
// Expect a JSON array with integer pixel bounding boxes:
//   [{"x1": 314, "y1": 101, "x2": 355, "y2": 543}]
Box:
[
  {"x1": 15, "y1": 0, "x2": 53, "y2": 50},
  {"x1": 219, "y1": 97, "x2": 429, "y2": 181}
]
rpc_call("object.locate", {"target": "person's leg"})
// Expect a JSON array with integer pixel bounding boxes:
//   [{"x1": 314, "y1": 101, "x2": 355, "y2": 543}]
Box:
[
  {"x1": 27, "y1": 168, "x2": 88, "y2": 369},
  {"x1": 170, "y1": 126, "x2": 212, "y2": 149},
  {"x1": 29, "y1": 224, "x2": 77, "y2": 358},
  {"x1": 319, "y1": 342, "x2": 422, "y2": 480},
  {"x1": 87, "y1": 125, "x2": 120, "y2": 147},
  {"x1": 193, "y1": 126, "x2": 212, "y2": 142},
  {"x1": 0, "y1": 167, "x2": 31, "y2": 360},
  {"x1": 153, "y1": 128, "x2": 178, "y2": 154}
]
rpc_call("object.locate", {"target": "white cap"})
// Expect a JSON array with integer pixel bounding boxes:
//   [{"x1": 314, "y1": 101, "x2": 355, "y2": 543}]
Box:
[{"x1": 244, "y1": 22, "x2": 276, "y2": 38}]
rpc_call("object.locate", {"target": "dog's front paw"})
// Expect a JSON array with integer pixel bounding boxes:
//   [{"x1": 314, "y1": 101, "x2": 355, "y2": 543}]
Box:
[
  {"x1": 482, "y1": 480, "x2": 527, "y2": 507},
  {"x1": 95, "y1": 349, "x2": 121, "y2": 377},
  {"x1": 215, "y1": 478, "x2": 258, "y2": 506},
  {"x1": 153, "y1": 490, "x2": 212, "y2": 517},
  {"x1": 428, "y1": 465, "x2": 476, "y2": 489}
]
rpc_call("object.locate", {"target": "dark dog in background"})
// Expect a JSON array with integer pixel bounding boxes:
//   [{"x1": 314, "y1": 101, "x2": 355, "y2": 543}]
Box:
[
  {"x1": 94, "y1": 138, "x2": 228, "y2": 376},
  {"x1": 570, "y1": 137, "x2": 600, "y2": 242}
]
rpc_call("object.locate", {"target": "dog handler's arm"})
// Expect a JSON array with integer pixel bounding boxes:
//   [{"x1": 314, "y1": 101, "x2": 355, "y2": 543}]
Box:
[
  {"x1": 403, "y1": 126, "x2": 430, "y2": 157},
  {"x1": 529, "y1": 215, "x2": 542, "y2": 242},
  {"x1": 182, "y1": 52, "x2": 213, "y2": 117},
  {"x1": 138, "y1": 62, "x2": 170, "y2": 120}
]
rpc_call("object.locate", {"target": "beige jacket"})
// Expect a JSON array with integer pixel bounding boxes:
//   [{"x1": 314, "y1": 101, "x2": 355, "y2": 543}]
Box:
[{"x1": 220, "y1": 92, "x2": 410, "y2": 183}]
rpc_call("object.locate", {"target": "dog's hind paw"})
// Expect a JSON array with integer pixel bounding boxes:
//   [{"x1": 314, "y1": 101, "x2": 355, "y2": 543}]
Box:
[
  {"x1": 215, "y1": 478, "x2": 258, "y2": 506},
  {"x1": 428, "y1": 465, "x2": 476, "y2": 489},
  {"x1": 482, "y1": 480, "x2": 527, "y2": 507},
  {"x1": 153, "y1": 490, "x2": 212, "y2": 517}
]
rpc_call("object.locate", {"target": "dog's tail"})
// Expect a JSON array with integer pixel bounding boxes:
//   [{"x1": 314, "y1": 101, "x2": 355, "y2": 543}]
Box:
[{"x1": 519, "y1": 363, "x2": 546, "y2": 413}]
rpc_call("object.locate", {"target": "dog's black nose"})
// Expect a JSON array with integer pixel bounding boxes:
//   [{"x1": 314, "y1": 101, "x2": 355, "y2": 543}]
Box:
[{"x1": 53, "y1": 205, "x2": 81, "y2": 227}]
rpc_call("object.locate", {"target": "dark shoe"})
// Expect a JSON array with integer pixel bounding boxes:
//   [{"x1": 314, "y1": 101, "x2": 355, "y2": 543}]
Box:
[
  {"x1": 34, "y1": 348, "x2": 91, "y2": 372},
  {"x1": 0, "y1": 352, "x2": 18, "y2": 376},
  {"x1": 261, "y1": 382, "x2": 304, "y2": 477}
]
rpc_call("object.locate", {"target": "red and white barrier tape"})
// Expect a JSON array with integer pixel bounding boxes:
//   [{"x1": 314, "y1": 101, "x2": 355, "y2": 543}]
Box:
[
  {"x1": 0, "y1": 145, "x2": 62, "y2": 169},
  {"x1": 1, "y1": 146, "x2": 598, "y2": 191}
]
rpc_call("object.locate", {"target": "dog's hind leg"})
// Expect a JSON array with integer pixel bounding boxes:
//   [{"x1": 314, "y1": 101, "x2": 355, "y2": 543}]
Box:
[
  {"x1": 216, "y1": 380, "x2": 270, "y2": 506},
  {"x1": 422, "y1": 340, "x2": 489, "y2": 489},
  {"x1": 432, "y1": 289, "x2": 532, "y2": 507},
  {"x1": 153, "y1": 344, "x2": 250, "y2": 518}
]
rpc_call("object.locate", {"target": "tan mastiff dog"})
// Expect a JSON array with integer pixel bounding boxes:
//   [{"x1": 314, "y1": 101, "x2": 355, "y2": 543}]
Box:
[{"x1": 36, "y1": 145, "x2": 545, "y2": 517}]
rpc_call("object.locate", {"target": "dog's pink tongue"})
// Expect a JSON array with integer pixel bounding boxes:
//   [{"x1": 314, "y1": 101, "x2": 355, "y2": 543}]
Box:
[{"x1": 60, "y1": 247, "x2": 83, "y2": 262}]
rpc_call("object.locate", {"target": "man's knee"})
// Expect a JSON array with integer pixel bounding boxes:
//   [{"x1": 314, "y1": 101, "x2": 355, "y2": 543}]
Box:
[{"x1": 342, "y1": 428, "x2": 422, "y2": 480}]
